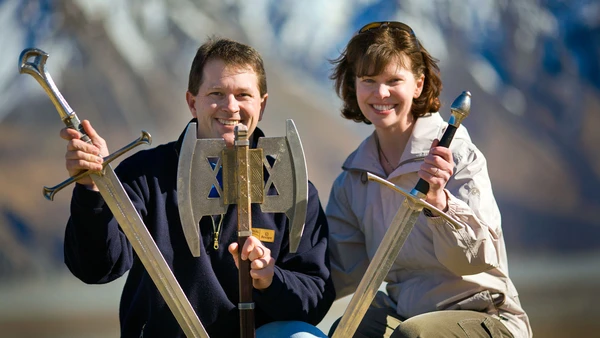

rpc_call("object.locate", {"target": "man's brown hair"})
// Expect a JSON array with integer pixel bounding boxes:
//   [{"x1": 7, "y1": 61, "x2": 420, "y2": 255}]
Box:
[{"x1": 188, "y1": 37, "x2": 267, "y2": 97}]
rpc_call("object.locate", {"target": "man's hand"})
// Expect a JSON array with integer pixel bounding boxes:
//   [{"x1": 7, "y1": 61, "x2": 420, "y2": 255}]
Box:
[
  {"x1": 60, "y1": 120, "x2": 108, "y2": 190},
  {"x1": 228, "y1": 236, "x2": 275, "y2": 290}
]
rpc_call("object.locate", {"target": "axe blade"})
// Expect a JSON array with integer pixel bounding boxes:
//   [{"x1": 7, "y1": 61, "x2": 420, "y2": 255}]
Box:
[
  {"x1": 257, "y1": 120, "x2": 308, "y2": 253},
  {"x1": 177, "y1": 122, "x2": 227, "y2": 257}
]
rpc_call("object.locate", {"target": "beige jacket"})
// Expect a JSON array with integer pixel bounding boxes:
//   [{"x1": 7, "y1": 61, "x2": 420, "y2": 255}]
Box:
[{"x1": 326, "y1": 113, "x2": 532, "y2": 338}]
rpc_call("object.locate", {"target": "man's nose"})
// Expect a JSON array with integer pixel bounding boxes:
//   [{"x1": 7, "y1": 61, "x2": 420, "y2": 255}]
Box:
[{"x1": 222, "y1": 94, "x2": 240, "y2": 112}]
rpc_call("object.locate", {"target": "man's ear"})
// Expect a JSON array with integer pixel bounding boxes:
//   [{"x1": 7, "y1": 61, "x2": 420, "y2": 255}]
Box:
[
  {"x1": 259, "y1": 93, "x2": 268, "y2": 121},
  {"x1": 186, "y1": 91, "x2": 197, "y2": 118},
  {"x1": 414, "y1": 73, "x2": 425, "y2": 98}
]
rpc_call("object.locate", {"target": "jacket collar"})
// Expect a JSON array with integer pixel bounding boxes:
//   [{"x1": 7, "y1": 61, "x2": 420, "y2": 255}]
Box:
[
  {"x1": 342, "y1": 113, "x2": 448, "y2": 177},
  {"x1": 174, "y1": 118, "x2": 266, "y2": 156}
]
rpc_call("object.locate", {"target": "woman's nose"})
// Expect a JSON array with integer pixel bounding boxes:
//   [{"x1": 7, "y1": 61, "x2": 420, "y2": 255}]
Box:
[{"x1": 375, "y1": 84, "x2": 391, "y2": 99}]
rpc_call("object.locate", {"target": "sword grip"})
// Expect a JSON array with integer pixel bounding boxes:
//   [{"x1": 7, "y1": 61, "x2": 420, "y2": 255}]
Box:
[
  {"x1": 65, "y1": 114, "x2": 93, "y2": 144},
  {"x1": 413, "y1": 124, "x2": 458, "y2": 195},
  {"x1": 413, "y1": 91, "x2": 471, "y2": 196}
]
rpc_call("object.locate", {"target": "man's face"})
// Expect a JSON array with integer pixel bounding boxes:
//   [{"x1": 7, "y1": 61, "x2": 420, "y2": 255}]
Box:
[{"x1": 186, "y1": 59, "x2": 268, "y2": 146}]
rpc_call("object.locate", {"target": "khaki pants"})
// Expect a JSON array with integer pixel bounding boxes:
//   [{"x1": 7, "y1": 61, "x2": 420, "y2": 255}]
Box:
[{"x1": 328, "y1": 301, "x2": 513, "y2": 338}]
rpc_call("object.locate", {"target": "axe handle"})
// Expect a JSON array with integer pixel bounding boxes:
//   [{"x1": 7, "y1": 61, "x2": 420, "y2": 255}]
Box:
[
  {"x1": 238, "y1": 235, "x2": 255, "y2": 338},
  {"x1": 234, "y1": 125, "x2": 256, "y2": 338}
]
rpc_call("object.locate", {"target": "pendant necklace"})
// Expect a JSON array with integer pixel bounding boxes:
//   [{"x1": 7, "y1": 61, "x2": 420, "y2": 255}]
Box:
[{"x1": 375, "y1": 133, "x2": 400, "y2": 171}]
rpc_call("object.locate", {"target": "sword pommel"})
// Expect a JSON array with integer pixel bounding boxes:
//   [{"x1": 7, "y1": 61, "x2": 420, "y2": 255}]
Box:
[
  {"x1": 448, "y1": 91, "x2": 471, "y2": 128},
  {"x1": 235, "y1": 125, "x2": 250, "y2": 146},
  {"x1": 19, "y1": 48, "x2": 91, "y2": 144}
]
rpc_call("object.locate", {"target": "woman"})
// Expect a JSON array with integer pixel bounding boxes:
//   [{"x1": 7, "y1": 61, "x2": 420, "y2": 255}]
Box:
[{"x1": 326, "y1": 22, "x2": 532, "y2": 338}]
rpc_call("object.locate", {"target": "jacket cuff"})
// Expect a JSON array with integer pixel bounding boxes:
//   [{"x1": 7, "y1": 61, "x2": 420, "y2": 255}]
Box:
[
  {"x1": 254, "y1": 266, "x2": 284, "y2": 302},
  {"x1": 425, "y1": 190, "x2": 464, "y2": 229},
  {"x1": 72, "y1": 183, "x2": 106, "y2": 210}
]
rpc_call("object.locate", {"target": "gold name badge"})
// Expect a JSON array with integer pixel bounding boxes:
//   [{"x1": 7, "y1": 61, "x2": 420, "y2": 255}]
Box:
[{"x1": 252, "y1": 228, "x2": 275, "y2": 243}]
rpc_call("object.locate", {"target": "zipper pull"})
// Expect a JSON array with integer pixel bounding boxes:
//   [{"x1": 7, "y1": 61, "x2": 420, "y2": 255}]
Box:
[{"x1": 213, "y1": 231, "x2": 219, "y2": 250}]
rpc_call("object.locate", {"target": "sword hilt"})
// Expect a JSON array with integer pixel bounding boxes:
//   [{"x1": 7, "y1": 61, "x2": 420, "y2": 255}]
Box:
[
  {"x1": 19, "y1": 48, "x2": 152, "y2": 200},
  {"x1": 413, "y1": 91, "x2": 471, "y2": 195},
  {"x1": 19, "y1": 48, "x2": 91, "y2": 144}
]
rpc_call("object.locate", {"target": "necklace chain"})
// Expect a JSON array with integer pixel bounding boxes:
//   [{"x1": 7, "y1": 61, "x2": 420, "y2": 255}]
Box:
[{"x1": 375, "y1": 133, "x2": 400, "y2": 171}]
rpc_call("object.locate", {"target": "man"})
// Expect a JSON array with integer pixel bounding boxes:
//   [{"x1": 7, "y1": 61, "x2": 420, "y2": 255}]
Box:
[{"x1": 61, "y1": 37, "x2": 334, "y2": 337}]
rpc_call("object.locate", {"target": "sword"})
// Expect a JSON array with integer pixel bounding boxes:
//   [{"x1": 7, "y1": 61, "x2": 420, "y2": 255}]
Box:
[
  {"x1": 332, "y1": 91, "x2": 472, "y2": 338},
  {"x1": 19, "y1": 48, "x2": 210, "y2": 338}
]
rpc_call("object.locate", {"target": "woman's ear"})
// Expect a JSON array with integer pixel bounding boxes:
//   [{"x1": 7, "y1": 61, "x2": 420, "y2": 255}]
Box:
[{"x1": 414, "y1": 73, "x2": 425, "y2": 98}]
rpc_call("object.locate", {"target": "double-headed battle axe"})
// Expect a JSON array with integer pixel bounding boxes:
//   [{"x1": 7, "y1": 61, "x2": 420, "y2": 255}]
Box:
[{"x1": 177, "y1": 120, "x2": 308, "y2": 338}]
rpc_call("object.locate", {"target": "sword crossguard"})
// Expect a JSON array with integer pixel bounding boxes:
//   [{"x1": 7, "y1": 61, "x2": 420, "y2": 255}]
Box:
[
  {"x1": 43, "y1": 131, "x2": 152, "y2": 200},
  {"x1": 366, "y1": 173, "x2": 464, "y2": 230}
]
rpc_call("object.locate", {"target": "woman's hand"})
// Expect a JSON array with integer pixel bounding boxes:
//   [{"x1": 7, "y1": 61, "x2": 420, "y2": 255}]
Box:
[{"x1": 418, "y1": 138, "x2": 454, "y2": 212}]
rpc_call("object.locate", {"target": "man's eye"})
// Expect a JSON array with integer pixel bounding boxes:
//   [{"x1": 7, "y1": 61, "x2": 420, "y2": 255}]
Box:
[{"x1": 209, "y1": 92, "x2": 223, "y2": 96}]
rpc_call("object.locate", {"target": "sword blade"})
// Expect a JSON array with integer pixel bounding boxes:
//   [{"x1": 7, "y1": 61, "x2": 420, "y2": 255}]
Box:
[
  {"x1": 331, "y1": 197, "x2": 422, "y2": 338},
  {"x1": 94, "y1": 167, "x2": 210, "y2": 338}
]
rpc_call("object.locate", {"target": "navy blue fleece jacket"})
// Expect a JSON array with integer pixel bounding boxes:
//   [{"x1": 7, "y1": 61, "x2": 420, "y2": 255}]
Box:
[{"x1": 64, "y1": 123, "x2": 335, "y2": 337}]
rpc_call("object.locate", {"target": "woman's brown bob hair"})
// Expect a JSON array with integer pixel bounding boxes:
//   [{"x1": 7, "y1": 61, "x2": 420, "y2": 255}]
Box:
[{"x1": 330, "y1": 22, "x2": 442, "y2": 124}]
